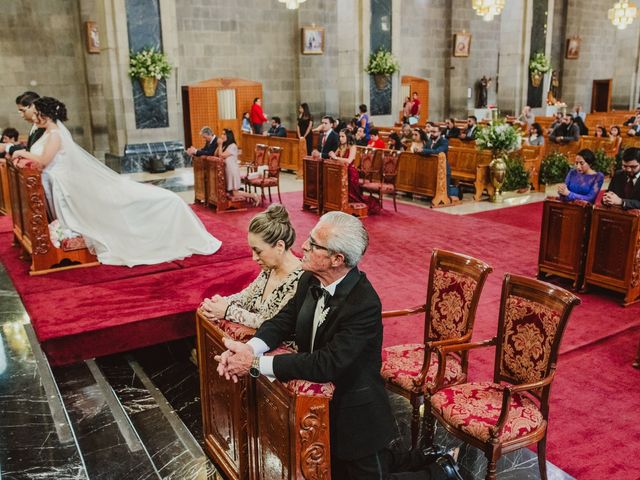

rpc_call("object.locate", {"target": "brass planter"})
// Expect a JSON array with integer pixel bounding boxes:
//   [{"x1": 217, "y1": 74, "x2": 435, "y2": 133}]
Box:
[
  {"x1": 489, "y1": 154, "x2": 507, "y2": 203},
  {"x1": 373, "y1": 74, "x2": 390, "y2": 90},
  {"x1": 530, "y1": 71, "x2": 542, "y2": 87},
  {"x1": 139, "y1": 76, "x2": 158, "y2": 97}
]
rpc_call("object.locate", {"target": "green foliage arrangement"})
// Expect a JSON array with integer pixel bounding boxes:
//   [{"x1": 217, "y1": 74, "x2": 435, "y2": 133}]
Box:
[
  {"x1": 364, "y1": 48, "x2": 400, "y2": 75},
  {"x1": 529, "y1": 52, "x2": 551, "y2": 74},
  {"x1": 503, "y1": 154, "x2": 531, "y2": 191},
  {"x1": 475, "y1": 119, "x2": 522, "y2": 155},
  {"x1": 540, "y1": 152, "x2": 570, "y2": 184},
  {"x1": 592, "y1": 149, "x2": 616, "y2": 176},
  {"x1": 128, "y1": 47, "x2": 172, "y2": 80}
]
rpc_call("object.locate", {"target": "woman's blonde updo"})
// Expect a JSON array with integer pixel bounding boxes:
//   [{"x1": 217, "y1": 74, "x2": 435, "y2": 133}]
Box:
[{"x1": 248, "y1": 204, "x2": 295, "y2": 249}]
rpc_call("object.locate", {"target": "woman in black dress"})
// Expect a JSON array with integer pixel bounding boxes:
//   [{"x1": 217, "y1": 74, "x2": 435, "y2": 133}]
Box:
[{"x1": 296, "y1": 103, "x2": 313, "y2": 155}]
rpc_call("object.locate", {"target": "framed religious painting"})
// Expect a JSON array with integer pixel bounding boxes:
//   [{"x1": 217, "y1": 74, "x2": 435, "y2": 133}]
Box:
[
  {"x1": 85, "y1": 21, "x2": 100, "y2": 54},
  {"x1": 566, "y1": 37, "x2": 580, "y2": 59},
  {"x1": 301, "y1": 26, "x2": 324, "y2": 55},
  {"x1": 453, "y1": 32, "x2": 472, "y2": 57}
]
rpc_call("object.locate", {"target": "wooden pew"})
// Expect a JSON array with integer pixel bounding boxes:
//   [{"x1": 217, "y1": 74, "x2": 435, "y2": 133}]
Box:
[
  {"x1": 0, "y1": 160, "x2": 11, "y2": 215},
  {"x1": 579, "y1": 136, "x2": 622, "y2": 158},
  {"x1": 585, "y1": 111, "x2": 634, "y2": 130},
  {"x1": 447, "y1": 139, "x2": 494, "y2": 201},
  {"x1": 621, "y1": 135, "x2": 640, "y2": 150},
  {"x1": 192, "y1": 156, "x2": 207, "y2": 204},
  {"x1": 7, "y1": 162, "x2": 99, "y2": 275},
  {"x1": 240, "y1": 133, "x2": 305, "y2": 176},
  {"x1": 197, "y1": 313, "x2": 333, "y2": 479},
  {"x1": 538, "y1": 198, "x2": 592, "y2": 289},
  {"x1": 583, "y1": 205, "x2": 640, "y2": 306},
  {"x1": 395, "y1": 151, "x2": 450, "y2": 206},
  {"x1": 302, "y1": 154, "x2": 323, "y2": 212},
  {"x1": 521, "y1": 145, "x2": 544, "y2": 191},
  {"x1": 321, "y1": 159, "x2": 368, "y2": 217},
  {"x1": 203, "y1": 156, "x2": 252, "y2": 212}
]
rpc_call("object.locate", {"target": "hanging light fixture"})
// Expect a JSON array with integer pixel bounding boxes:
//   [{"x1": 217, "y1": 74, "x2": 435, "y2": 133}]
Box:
[
  {"x1": 608, "y1": 1, "x2": 638, "y2": 29},
  {"x1": 471, "y1": 0, "x2": 506, "y2": 22},
  {"x1": 278, "y1": 0, "x2": 307, "y2": 9}
]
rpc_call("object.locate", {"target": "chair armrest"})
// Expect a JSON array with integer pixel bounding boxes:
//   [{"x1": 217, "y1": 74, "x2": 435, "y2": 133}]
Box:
[
  {"x1": 414, "y1": 333, "x2": 474, "y2": 388},
  {"x1": 428, "y1": 338, "x2": 497, "y2": 394},
  {"x1": 381, "y1": 304, "x2": 426, "y2": 318}
]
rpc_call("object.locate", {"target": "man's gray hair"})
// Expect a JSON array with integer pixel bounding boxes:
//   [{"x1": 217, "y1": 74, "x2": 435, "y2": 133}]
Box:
[
  {"x1": 319, "y1": 211, "x2": 368, "y2": 268},
  {"x1": 200, "y1": 126, "x2": 213, "y2": 136}
]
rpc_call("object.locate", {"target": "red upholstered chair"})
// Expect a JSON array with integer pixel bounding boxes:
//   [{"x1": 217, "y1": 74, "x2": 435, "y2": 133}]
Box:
[
  {"x1": 380, "y1": 249, "x2": 492, "y2": 448},
  {"x1": 362, "y1": 150, "x2": 400, "y2": 211},
  {"x1": 241, "y1": 143, "x2": 268, "y2": 193},
  {"x1": 429, "y1": 274, "x2": 580, "y2": 480},
  {"x1": 357, "y1": 147, "x2": 379, "y2": 185},
  {"x1": 246, "y1": 146, "x2": 282, "y2": 203}
]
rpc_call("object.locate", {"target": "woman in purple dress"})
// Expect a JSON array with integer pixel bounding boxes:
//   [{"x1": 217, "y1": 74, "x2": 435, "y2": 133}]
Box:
[
  {"x1": 557, "y1": 149, "x2": 604, "y2": 204},
  {"x1": 328, "y1": 129, "x2": 380, "y2": 214}
]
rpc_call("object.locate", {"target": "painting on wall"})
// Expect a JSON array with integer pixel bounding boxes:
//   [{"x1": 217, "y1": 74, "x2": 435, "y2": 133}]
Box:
[
  {"x1": 453, "y1": 32, "x2": 472, "y2": 57},
  {"x1": 566, "y1": 37, "x2": 580, "y2": 59},
  {"x1": 301, "y1": 26, "x2": 324, "y2": 55},
  {"x1": 86, "y1": 21, "x2": 100, "y2": 53}
]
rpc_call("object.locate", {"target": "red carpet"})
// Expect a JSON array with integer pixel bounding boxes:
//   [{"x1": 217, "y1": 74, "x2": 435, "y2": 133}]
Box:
[{"x1": 1, "y1": 192, "x2": 639, "y2": 478}]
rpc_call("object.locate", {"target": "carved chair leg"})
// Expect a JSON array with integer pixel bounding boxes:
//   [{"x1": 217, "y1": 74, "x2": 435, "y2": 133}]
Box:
[
  {"x1": 277, "y1": 184, "x2": 282, "y2": 203},
  {"x1": 268, "y1": 186, "x2": 272, "y2": 202},
  {"x1": 420, "y1": 399, "x2": 436, "y2": 449},
  {"x1": 410, "y1": 397, "x2": 421, "y2": 449},
  {"x1": 393, "y1": 191, "x2": 397, "y2": 212},
  {"x1": 485, "y1": 458, "x2": 497, "y2": 480},
  {"x1": 537, "y1": 437, "x2": 548, "y2": 480}
]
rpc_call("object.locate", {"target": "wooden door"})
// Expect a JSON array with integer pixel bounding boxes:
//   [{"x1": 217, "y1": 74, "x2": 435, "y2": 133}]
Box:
[{"x1": 591, "y1": 80, "x2": 612, "y2": 113}]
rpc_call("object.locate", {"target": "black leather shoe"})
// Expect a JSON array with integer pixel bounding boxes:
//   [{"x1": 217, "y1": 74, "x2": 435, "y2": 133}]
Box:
[{"x1": 435, "y1": 454, "x2": 464, "y2": 480}]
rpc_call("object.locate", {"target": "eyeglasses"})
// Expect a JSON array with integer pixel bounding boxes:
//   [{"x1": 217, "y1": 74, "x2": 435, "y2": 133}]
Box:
[
  {"x1": 622, "y1": 163, "x2": 640, "y2": 171},
  {"x1": 307, "y1": 236, "x2": 331, "y2": 252}
]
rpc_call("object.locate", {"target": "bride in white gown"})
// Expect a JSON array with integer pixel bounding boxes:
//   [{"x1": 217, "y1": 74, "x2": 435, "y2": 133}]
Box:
[{"x1": 12, "y1": 97, "x2": 221, "y2": 266}]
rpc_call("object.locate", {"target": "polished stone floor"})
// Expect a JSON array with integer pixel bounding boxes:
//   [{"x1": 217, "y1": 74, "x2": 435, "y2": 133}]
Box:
[{"x1": 0, "y1": 168, "x2": 575, "y2": 479}]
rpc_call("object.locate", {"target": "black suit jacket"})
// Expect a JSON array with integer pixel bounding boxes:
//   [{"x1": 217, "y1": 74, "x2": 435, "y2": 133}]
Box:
[
  {"x1": 608, "y1": 171, "x2": 640, "y2": 209},
  {"x1": 9, "y1": 127, "x2": 45, "y2": 155},
  {"x1": 462, "y1": 125, "x2": 476, "y2": 141},
  {"x1": 267, "y1": 125, "x2": 287, "y2": 137},
  {"x1": 317, "y1": 130, "x2": 339, "y2": 159},
  {"x1": 445, "y1": 126, "x2": 460, "y2": 139},
  {"x1": 254, "y1": 269, "x2": 394, "y2": 461},
  {"x1": 195, "y1": 136, "x2": 217, "y2": 156}
]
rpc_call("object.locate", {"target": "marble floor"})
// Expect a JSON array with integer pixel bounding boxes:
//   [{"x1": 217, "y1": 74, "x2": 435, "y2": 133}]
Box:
[{"x1": 0, "y1": 167, "x2": 575, "y2": 479}]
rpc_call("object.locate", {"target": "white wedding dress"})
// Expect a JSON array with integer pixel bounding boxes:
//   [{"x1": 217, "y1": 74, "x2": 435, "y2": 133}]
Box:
[{"x1": 33, "y1": 122, "x2": 221, "y2": 266}]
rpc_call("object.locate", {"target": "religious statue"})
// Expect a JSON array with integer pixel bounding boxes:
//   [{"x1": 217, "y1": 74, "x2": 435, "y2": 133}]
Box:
[
  {"x1": 475, "y1": 76, "x2": 492, "y2": 108},
  {"x1": 547, "y1": 70, "x2": 560, "y2": 105}
]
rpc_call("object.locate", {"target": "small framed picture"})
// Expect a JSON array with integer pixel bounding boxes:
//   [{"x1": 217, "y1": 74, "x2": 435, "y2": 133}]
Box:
[
  {"x1": 86, "y1": 21, "x2": 100, "y2": 54},
  {"x1": 301, "y1": 26, "x2": 324, "y2": 55},
  {"x1": 453, "y1": 32, "x2": 472, "y2": 57},
  {"x1": 565, "y1": 37, "x2": 580, "y2": 59}
]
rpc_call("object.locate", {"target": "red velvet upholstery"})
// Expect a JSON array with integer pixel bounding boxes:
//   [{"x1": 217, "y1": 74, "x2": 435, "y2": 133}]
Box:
[
  {"x1": 60, "y1": 237, "x2": 88, "y2": 251},
  {"x1": 381, "y1": 343, "x2": 464, "y2": 393},
  {"x1": 430, "y1": 268, "x2": 478, "y2": 340},
  {"x1": 431, "y1": 381, "x2": 544, "y2": 442},
  {"x1": 214, "y1": 319, "x2": 257, "y2": 342}
]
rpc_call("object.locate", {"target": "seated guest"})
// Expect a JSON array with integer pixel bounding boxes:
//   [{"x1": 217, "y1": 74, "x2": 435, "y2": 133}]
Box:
[
  {"x1": 459, "y1": 116, "x2": 477, "y2": 141},
  {"x1": 354, "y1": 126, "x2": 368, "y2": 146},
  {"x1": 572, "y1": 104, "x2": 586, "y2": 122},
  {"x1": 603, "y1": 147, "x2": 640, "y2": 209},
  {"x1": 517, "y1": 105, "x2": 535, "y2": 128},
  {"x1": 525, "y1": 122, "x2": 545, "y2": 146},
  {"x1": 623, "y1": 107, "x2": 640, "y2": 126},
  {"x1": 400, "y1": 123, "x2": 413, "y2": 148},
  {"x1": 241, "y1": 112, "x2": 252, "y2": 133},
  {"x1": 574, "y1": 115, "x2": 589, "y2": 136},
  {"x1": 557, "y1": 149, "x2": 604, "y2": 204},
  {"x1": 367, "y1": 129, "x2": 386, "y2": 149},
  {"x1": 387, "y1": 132, "x2": 403, "y2": 151},
  {"x1": 410, "y1": 128, "x2": 428, "y2": 153},
  {"x1": 200, "y1": 204, "x2": 303, "y2": 328},
  {"x1": 443, "y1": 118, "x2": 460, "y2": 139},
  {"x1": 421, "y1": 125, "x2": 461, "y2": 200},
  {"x1": 550, "y1": 115, "x2": 580, "y2": 144},
  {"x1": 594, "y1": 125, "x2": 608, "y2": 138},
  {"x1": 186, "y1": 127, "x2": 217, "y2": 156},
  {"x1": 610, "y1": 125, "x2": 622, "y2": 140},
  {"x1": 546, "y1": 112, "x2": 564, "y2": 135},
  {"x1": 0, "y1": 127, "x2": 20, "y2": 159},
  {"x1": 215, "y1": 129, "x2": 260, "y2": 205},
  {"x1": 314, "y1": 116, "x2": 339, "y2": 159},
  {"x1": 627, "y1": 118, "x2": 640, "y2": 137},
  {"x1": 329, "y1": 129, "x2": 380, "y2": 214},
  {"x1": 266, "y1": 116, "x2": 287, "y2": 137}
]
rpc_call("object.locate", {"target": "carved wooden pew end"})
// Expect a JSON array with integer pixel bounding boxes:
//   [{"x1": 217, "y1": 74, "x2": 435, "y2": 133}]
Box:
[{"x1": 203, "y1": 156, "x2": 253, "y2": 213}]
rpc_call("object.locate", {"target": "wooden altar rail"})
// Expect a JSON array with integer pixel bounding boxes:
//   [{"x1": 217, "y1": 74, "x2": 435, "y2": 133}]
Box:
[
  {"x1": 0, "y1": 161, "x2": 11, "y2": 215},
  {"x1": 240, "y1": 133, "x2": 305, "y2": 176},
  {"x1": 6, "y1": 162, "x2": 99, "y2": 275},
  {"x1": 196, "y1": 312, "x2": 332, "y2": 480}
]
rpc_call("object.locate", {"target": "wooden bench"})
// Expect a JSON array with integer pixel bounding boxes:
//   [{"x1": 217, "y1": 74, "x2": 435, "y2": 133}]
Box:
[
  {"x1": 579, "y1": 136, "x2": 622, "y2": 158},
  {"x1": 585, "y1": 111, "x2": 634, "y2": 130},
  {"x1": 202, "y1": 156, "x2": 252, "y2": 212},
  {"x1": 521, "y1": 145, "x2": 544, "y2": 191},
  {"x1": 395, "y1": 151, "x2": 450, "y2": 206},
  {"x1": 7, "y1": 162, "x2": 99, "y2": 275},
  {"x1": 447, "y1": 139, "x2": 494, "y2": 201},
  {"x1": 322, "y1": 159, "x2": 368, "y2": 217},
  {"x1": 240, "y1": 133, "x2": 305, "y2": 176}
]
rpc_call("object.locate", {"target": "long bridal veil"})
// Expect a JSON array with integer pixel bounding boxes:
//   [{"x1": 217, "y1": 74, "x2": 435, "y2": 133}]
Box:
[{"x1": 48, "y1": 121, "x2": 221, "y2": 266}]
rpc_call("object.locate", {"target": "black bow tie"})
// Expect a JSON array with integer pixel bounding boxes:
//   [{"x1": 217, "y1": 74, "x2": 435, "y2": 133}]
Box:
[{"x1": 310, "y1": 284, "x2": 331, "y2": 302}]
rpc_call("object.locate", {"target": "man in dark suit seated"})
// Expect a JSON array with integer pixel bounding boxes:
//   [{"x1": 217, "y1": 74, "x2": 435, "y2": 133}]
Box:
[
  {"x1": 216, "y1": 212, "x2": 455, "y2": 479},
  {"x1": 549, "y1": 115, "x2": 580, "y2": 144},
  {"x1": 186, "y1": 126, "x2": 217, "y2": 156},
  {"x1": 459, "y1": 116, "x2": 477, "y2": 141},
  {"x1": 422, "y1": 126, "x2": 461, "y2": 200},
  {"x1": 314, "y1": 115, "x2": 339, "y2": 159},
  {"x1": 623, "y1": 107, "x2": 640, "y2": 126},
  {"x1": 0, "y1": 127, "x2": 20, "y2": 159},
  {"x1": 443, "y1": 118, "x2": 460, "y2": 139},
  {"x1": 603, "y1": 147, "x2": 640, "y2": 209},
  {"x1": 266, "y1": 116, "x2": 287, "y2": 137}
]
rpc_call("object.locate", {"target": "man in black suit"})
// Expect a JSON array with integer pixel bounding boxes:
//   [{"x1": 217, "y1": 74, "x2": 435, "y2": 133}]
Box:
[
  {"x1": 459, "y1": 116, "x2": 477, "y2": 141},
  {"x1": 603, "y1": 147, "x2": 640, "y2": 210},
  {"x1": 443, "y1": 118, "x2": 460, "y2": 139},
  {"x1": 623, "y1": 107, "x2": 640, "y2": 126},
  {"x1": 216, "y1": 212, "x2": 450, "y2": 479},
  {"x1": 2, "y1": 92, "x2": 44, "y2": 158},
  {"x1": 549, "y1": 115, "x2": 580, "y2": 144},
  {"x1": 266, "y1": 116, "x2": 287, "y2": 137},
  {"x1": 186, "y1": 127, "x2": 217, "y2": 156},
  {"x1": 315, "y1": 115, "x2": 339, "y2": 159}
]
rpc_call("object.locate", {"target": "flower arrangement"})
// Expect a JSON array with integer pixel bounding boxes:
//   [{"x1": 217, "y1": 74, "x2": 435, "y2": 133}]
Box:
[
  {"x1": 48, "y1": 220, "x2": 81, "y2": 248},
  {"x1": 128, "y1": 47, "x2": 172, "y2": 80},
  {"x1": 475, "y1": 119, "x2": 522, "y2": 155},
  {"x1": 529, "y1": 52, "x2": 551, "y2": 74},
  {"x1": 365, "y1": 48, "x2": 400, "y2": 75}
]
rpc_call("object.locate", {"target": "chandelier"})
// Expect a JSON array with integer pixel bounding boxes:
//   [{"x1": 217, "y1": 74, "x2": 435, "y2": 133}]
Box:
[
  {"x1": 471, "y1": 0, "x2": 505, "y2": 22},
  {"x1": 278, "y1": 0, "x2": 306, "y2": 9},
  {"x1": 608, "y1": 1, "x2": 637, "y2": 29}
]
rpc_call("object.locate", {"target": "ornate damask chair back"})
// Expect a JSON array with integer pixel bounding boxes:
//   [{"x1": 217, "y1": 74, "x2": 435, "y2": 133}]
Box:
[
  {"x1": 254, "y1": 143, "x2": 268, "y2": 166},
  {"x1": 358, "y1": 147, "x2": 379, "y2": 183},
  {"x1": 266, "y1": 146, "x2": 282, "y2": 177}
]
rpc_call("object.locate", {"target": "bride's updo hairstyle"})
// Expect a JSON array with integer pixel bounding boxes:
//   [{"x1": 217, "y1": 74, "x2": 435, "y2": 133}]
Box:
[
  {"x1": 248, "y1": 204, "x2": 296, "y2": 249},
  {"x1": 33, "y1": 97, "x2": 68, "y2": 122}
]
